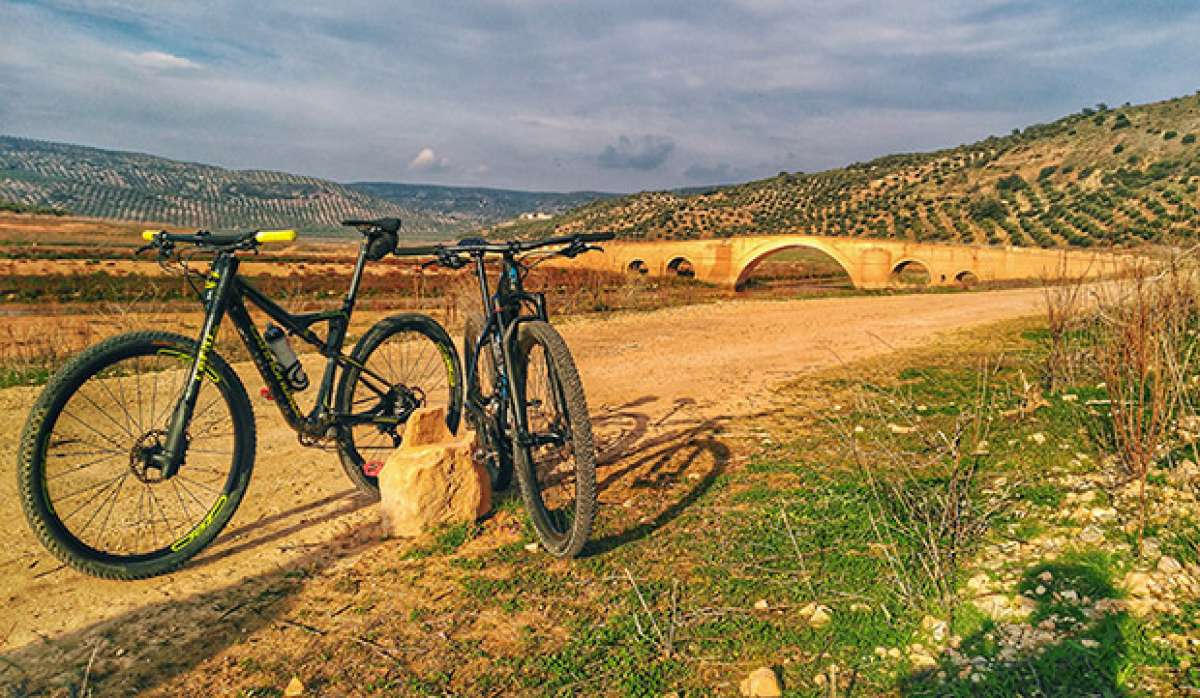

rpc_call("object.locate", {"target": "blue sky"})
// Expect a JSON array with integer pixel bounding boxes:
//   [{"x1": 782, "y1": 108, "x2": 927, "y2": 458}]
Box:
[{"x1": 2, "y1": 1, "x2": 1198, "y2": 192}]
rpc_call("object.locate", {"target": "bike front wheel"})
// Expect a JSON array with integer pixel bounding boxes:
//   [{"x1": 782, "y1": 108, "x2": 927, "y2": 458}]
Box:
[
  {"x1": 17, "y1": 331, "x2": 255, "y2": 579},
  {"x1": 512, "y1": 321, "x2": 597, "y2": 558}
]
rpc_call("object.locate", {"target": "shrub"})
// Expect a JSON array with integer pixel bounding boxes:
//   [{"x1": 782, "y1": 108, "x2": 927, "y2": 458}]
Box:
[
  {"x1": 1112, "y1": 143, "x2": 1125, "y2": 154},
  {"x1": 1111, "y1": 114, "x2": 1131, "y2": 130},
  {"x1": 996, "y1": 174, "x2": 1026, "y2": 191},
  {"x1": 1183, "y1": 134, "x2": 1197, "y2": 145},
  {"x1": 1038, "y1": 166, "x2": 1058, "y2": 180},
  {"x1": 1164, "y1": 130, "x2": 1179, "y2": 140},
  {"x1": 969, "y1": 196, "x2": 1007, "y2": 223}
]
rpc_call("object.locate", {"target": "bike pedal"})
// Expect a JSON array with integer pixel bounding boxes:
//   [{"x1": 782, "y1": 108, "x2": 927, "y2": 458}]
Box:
[
  {"x1": 259, "y1": 387, "x2": 274, "y2": 402},
  {"x1": 363, "y1": 460, "x2": 385, "y2": 477}
]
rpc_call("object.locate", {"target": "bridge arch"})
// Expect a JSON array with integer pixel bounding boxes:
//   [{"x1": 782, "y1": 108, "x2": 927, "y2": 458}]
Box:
[
  {"x1": 667, "y1": 256, "x2": 695, "y2": 277},
  {"x1": 732, "y1": 241, "x2": 859, "y2": 290},
  {"x1": 890, "y1": 258, "x2": 933, "y2": 286}
]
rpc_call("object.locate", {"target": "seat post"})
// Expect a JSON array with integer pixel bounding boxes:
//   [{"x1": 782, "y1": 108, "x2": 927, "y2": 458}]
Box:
[{"x1": 344, "y1": 239, "x2": 370, "y2": 313}]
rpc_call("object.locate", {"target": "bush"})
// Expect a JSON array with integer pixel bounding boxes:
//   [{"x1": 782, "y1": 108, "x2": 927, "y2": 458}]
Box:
[
  {"x1": 1164, "y1": 130, "x2": 1179, "y2": 140},
  {"x1": 1038, "y1": 166, "x2": 1058, "y2": 180},
  {"x1": 1111, "y1": 114, "x2": 1131, "y2": 130},
  {"x1": 996, "y1": 174, "x2": 1026, "y2": 191},
  {"x1": 969, "y1": 196, "x2": 1007, "y2": 223},
  {"x1": 1183, "y1": 134, "x2": 1197, "y2": 145},
  {"x1": 1112, "y1": 143, "x2": 1125, "y2": 154}
]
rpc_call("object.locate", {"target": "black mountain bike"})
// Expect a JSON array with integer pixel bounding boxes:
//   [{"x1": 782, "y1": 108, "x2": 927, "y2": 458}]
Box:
[
  {"x1": 17, "y1": 219, "x2": 461, "y2": 579},
  {"x1": 396, "y1": 231, "x2": 613, "y2": 557}
]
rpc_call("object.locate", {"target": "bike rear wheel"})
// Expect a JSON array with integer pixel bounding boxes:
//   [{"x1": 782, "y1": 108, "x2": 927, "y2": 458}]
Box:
[
  {"x1": 512, "y1": 321, "x2": 597, "y2": 558},
  {"x1": 17, "y1": 331, "x2": 255, "y2": 579},
  {"x1": 335, "y1": 314, "x2": 461, "y2": 497}
]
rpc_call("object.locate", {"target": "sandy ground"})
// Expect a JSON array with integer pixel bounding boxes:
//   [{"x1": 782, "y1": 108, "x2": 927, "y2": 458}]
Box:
[{"x1": 0, "y1": 287, "x2": 1048, "y2": 683}]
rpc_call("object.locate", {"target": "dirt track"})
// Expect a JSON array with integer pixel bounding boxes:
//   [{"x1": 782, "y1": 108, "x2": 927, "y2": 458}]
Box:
[{"x1": 0, "y1": 287, "x2": 1048, "y2": 682}]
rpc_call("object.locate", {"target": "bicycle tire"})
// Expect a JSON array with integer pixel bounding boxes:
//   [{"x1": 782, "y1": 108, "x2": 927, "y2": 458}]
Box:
[
  {"x1": 463, "y1": 312, "x2": 514, "y2": 491},
  {"x1": 335, "y1": 313, "x2": 462, "y2": 497},
  {"x1": 17, "y1": 331, "x2": 255, "y2": 579},
  {"x1": 511, "y1": 321, "x2": 597, "y2": 558}
]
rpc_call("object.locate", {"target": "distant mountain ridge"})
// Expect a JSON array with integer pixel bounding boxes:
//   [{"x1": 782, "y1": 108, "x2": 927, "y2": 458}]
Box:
[
  {"x1": 346, "y1": 181, "x2": 614, "y2": 228},
  {"x1": 0, "y1": 136, "x2": 614, "y2": 237},
  {"x1": 501, "y1": 93, "x2": 1200, "y2": 248}
]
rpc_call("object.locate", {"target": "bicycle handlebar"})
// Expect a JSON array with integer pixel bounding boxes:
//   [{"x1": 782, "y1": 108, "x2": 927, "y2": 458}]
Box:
[
  {"x1": 140, "y1": 228, "x2": 296, "y2": 252},
  {"x1": 393, "y1": 231, "x2": 615, "y2": 259}
]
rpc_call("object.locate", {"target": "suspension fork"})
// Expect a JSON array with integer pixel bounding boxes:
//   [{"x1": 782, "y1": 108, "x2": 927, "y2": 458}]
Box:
[{"x1": 155, "y1": 254, "x2": 238, "y2": 478}]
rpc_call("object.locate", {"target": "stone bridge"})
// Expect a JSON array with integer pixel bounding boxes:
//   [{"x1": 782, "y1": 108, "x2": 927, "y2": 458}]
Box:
[{"x1": 568, "y1": 235, "x2": 1134, "y2": 289}]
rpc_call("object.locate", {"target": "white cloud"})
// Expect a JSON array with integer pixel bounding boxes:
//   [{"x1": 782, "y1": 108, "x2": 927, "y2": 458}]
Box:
[
  {"x1": 126, "y1": 50, "x2": 201, "y2": 72},
  {"x1": 408, "y1": 147, "x2": 449, "y2": 172}
]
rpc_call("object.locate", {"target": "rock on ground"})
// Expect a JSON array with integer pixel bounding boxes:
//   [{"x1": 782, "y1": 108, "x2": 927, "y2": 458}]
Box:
[{"x1": 378, "y1": 407, "x2": 491, "y2": 538}]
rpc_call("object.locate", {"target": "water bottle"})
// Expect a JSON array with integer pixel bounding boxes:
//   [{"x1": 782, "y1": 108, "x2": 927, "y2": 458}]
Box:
[{"x1": 263, "y1": 323, "x2": 308, "y2": 390}]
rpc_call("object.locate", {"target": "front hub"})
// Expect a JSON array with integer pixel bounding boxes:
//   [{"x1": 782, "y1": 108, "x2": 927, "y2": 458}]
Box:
[{"x1": 130, "y1": 429, "x2": 169, "y2": 483}]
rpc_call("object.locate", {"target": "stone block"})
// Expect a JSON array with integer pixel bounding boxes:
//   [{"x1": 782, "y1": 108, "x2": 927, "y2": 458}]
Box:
[{"x1": 378, "y1": 407, "x2": 491, "y2": 538}]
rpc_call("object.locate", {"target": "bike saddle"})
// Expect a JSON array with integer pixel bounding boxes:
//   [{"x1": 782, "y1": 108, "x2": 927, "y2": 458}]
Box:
[{"x1": 342, "y1": 218, "x2": 401, "y2": 235}]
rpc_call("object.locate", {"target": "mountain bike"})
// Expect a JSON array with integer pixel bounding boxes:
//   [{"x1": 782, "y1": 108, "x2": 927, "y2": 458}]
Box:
[
  {"x1": 17, "y1": 219, "x2": 461, "y2": 579},
  {"x1": 396, "y1": 231, "x2": 613, "y2": 557}
]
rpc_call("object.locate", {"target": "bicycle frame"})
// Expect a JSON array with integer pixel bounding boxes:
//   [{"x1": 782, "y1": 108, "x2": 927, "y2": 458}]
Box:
[
  {"x1": 154, "y1": 242, "x2": 400, "y2": 476},
  {"x1": 463, "y1": 251, "x2": 553, "y2": 449}
]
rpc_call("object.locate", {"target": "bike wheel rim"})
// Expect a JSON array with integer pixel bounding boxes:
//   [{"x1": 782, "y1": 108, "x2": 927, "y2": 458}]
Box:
[{"x1": 39, "y1": 347, "x2": 239, "y2": 560}]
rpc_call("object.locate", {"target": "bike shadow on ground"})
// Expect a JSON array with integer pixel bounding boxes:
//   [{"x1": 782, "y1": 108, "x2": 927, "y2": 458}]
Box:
[
  {"x1": 584, "y1": 395, "x2": 779, "y2": 557},
  {"x1": 188, "y1": 489, "x2": 373, "y2": 569},
  {"x1": 0, "y1": 520, "x2": 381, "y2": 696}
]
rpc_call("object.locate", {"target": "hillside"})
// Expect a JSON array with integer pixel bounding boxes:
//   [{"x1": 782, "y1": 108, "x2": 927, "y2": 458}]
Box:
[
  {"x1": 348, "y1": 181, "x2": 612, "y2": 225},
  {"x1": 513, "y1": 93, "x2": 1200, "y2": 247},
  {"x1": 0, "y1": 136, "x2": 466, "y2": 236}
]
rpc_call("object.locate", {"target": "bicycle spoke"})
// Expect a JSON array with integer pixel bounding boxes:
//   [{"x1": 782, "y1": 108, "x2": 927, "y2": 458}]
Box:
[{"x1": 46, "y1": 451, "x2": 123, "y2": 481}]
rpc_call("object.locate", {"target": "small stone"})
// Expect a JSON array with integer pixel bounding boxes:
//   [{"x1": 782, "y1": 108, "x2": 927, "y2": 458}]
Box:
[
  {"x1": 1158, "y1": 556, "x2": 1183, "y2": 575},
  {"x1": 1080, "y1": 638, "x2": 1099, "y2": 649},
  {"x1": 754, "y1": 599, "x2": 770, "y2": 610},
  {"x1": 850, "y1": 602, "x2": 872, "y2": 613},
  {"x1": 1079, "y1": 526, "x2": 1104, "y2": 545},
  {"x1": 1035, "y1": 585, "x2": 1047, "y2": 596},
  {"x1": 801, "y1": 603, "x2": 832, "y2": 628},
  {"x1": 1029, "y1": 432, "x2": 1047, "y2": 445},
  {"x1": 1013, "y1": 596, "x2": 1038, "y2": 617},
  {"x1": 1038, "y1": 571, "x2": 1053, "y2": 582},
  {"x1": 739, "y1": 667, "x2": 782, "y2": 697},
  {"x1": 908, "y1": 651, "x2": 938, "y2": 671},
  {"x1": 967, "y1": 573, "x2": 991, "y2": 594},
  {"x1": 1061, "y1": 394, "x2": 1078, "y2": 402},
  {"x1": 921, "y1": 615, "x2": 947, "y2": 642},
  {"x1": 888, "y1": 423, "x2": 916, "y2": 434},
  {"x1": 284, "y1": 677, "x2": 305, "y2": 697},
  {"x1": 887, "y1": 647, "x2": 902, "y2": 659},
  {"x1": 524, "y1": 542, "x2": 540, "y2": 552}
]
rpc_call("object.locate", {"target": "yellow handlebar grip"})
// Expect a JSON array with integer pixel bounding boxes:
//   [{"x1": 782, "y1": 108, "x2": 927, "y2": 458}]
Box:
[
  {"x1": 142, "y1": 230, "x2": 161, "y2": 241},
  {"x1": 255, "y1": 229, "x2": 297, "y2": 244}
]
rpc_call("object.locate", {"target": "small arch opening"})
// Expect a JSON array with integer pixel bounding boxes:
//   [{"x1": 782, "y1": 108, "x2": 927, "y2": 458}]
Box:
[
  {"x1": 667, "y1": 257, "x2": 695, "y2": 278},
  {"x1": 627, "y1": 259, "x2": 649, "y2": 275},
  {"x1": 955, "y1": 270, "x2": 980, "y2": 288},
  {"x1": 890, "y1": 260, "x2": 931, "y2": 286}
]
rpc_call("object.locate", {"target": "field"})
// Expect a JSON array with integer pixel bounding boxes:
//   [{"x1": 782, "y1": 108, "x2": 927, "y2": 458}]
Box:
[{"x1": 3, "y1": 209, "x2": 1200, "y2": 697}]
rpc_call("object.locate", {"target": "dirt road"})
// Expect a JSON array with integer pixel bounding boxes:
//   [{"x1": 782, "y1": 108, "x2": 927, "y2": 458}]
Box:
[{"x1": 0, "y1": 287, "x2": 1047, "y2": 684}]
